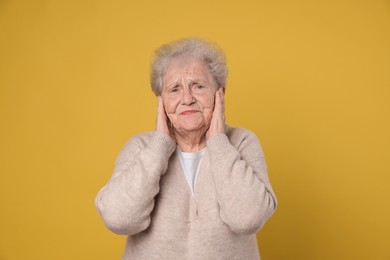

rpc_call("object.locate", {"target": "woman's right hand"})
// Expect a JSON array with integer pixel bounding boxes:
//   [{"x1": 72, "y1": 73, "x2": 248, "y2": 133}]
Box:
[{"x1": 156, "y1": 96, "x2": 176, "y2": 142}]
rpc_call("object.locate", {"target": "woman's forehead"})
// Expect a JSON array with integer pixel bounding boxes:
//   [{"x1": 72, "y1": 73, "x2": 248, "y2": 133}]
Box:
[
  {"x1": 167, "y1": 57, "x2": 206, "y2": 72},
  {"x1": 164, "y1": 59, "x2": 212, "y2": 84}
]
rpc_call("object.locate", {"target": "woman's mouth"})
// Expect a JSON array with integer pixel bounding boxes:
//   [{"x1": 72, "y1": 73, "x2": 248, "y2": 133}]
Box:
[{"x1": 180, "y1": 110, "x2": 199, "y2": 115}]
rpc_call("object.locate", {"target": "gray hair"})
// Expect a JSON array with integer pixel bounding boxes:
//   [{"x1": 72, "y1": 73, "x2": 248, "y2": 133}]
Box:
[{"x1": 150, "y1": 37, "x2": 228, "y2": 96}]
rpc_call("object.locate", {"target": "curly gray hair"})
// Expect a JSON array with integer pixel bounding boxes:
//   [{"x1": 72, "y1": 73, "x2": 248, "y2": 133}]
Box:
[{"x1": 150, "y1": 37, "x2": 228, "y2": 96}]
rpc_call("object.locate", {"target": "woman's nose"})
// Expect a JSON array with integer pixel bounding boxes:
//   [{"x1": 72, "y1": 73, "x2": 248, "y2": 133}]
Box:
[{"x1": 181, "y1": 89, "x2": 195, "y2": 105}]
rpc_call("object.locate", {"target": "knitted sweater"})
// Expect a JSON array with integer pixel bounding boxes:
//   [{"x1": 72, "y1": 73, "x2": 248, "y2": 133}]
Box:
[{"x1": 95, "y1": 126, "x2": 277, "y2": 259}]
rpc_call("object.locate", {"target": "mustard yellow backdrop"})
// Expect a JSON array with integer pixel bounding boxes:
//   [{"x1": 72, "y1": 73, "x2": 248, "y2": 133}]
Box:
[{"x1": 1, "y1": 0, "x2": 389, "y2": 259}]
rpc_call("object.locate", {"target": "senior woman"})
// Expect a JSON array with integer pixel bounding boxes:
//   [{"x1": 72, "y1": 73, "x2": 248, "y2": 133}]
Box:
[{"x1": 95, "y1": 38, "x2": 277, "y2": 259}]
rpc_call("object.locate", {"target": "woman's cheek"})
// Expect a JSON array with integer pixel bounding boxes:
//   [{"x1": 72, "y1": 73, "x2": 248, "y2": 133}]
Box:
[
  {"x1": 204, "y1": 109, "x2": 214, "y2": 125},
  {"x1": 167, "y1": 114, "x2": 177, "y2": 125},
  {"x1": 162, "y1": 96, "x2": 177, "y2": 114},
  {"x1": 203, "y1": 92, "x2": 216, "y2": 110}
]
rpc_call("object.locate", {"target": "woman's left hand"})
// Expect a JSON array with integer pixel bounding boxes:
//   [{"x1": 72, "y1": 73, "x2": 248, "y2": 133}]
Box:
[
  {"x1": 206, "y1": 87, "x2": 226, "y2": 140},
  {"x1": 156, "y1": 96, "x2": 176, "y2": 143}
]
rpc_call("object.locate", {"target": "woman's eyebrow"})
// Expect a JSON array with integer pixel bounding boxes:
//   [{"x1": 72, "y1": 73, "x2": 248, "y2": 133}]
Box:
[
  {"x1": 189, "y1": 79, "x2": 207, "y2": 86},
  {"x1": 166, "y1": 77, "x2": 206, "y2": 88},
  {"x1": 166, "y1": 79, "x2": 181, "y2": 88}
]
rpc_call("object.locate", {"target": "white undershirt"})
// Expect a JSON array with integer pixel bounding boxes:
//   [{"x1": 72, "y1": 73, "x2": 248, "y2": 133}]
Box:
[{"x1": 176, "y1": 147, "x2": 206, "y2": 194}]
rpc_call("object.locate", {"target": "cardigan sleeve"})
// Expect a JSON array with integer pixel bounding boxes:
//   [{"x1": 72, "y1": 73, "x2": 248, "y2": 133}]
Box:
[
  {"x1": 95, "y1": 131, "x2": 176, "y2": 235},
  {"x1": 206, "y1": 129, "x2": 277, "y2": 235}
]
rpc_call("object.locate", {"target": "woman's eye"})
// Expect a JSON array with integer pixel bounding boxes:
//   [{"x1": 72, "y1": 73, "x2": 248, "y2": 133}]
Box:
[
  {"x1": 195, "y1": 85, "x2": 205, "y2": 89},
  {"x1": 170, "y1": 88, "x2": 179, "y2": 93}
]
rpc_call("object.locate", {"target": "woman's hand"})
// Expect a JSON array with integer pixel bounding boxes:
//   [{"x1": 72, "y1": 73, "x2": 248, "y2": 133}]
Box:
[
  {"x1": 206, "y1": 87, "x2": 226, "y2": 140},
  {"x1": 156, "y1": 96, "x2": 176, "y2": 142}
]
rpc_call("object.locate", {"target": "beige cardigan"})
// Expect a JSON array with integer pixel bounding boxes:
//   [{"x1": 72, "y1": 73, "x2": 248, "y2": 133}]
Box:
[{"x1": 95, "y1": 126, "x2": 277, "y2": 259}]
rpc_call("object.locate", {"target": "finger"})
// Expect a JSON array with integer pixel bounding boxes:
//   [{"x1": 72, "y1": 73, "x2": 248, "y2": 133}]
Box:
[
  {"x1": 219, "y1": 88, "x2": 225, "y2": 113},
  {"x1": 157, "y1": 96, "x2": 162, "y2": 114},
  {"x1": 214, "y1": 88, "x2": 224, "y2": 113},
  {"x1": 157, "y1": 96, "x2": 167, "y2": 131},
  {"x1": 158, "y1": 96, "x2": 167, "y2": 119},
  {"x1": 216, "y1": 88, "x2": 226, "y2": 122}
]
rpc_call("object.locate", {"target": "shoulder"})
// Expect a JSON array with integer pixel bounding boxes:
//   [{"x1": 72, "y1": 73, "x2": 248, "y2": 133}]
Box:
[
  {"x1": 114, "y1": 130, "x2": 156, "y2": 166},
  {"x1": 117, "y1": 130, "x2": 175, "y2": 161},
  {"x1": 124, "y1": 130, "x2": 156, "y2": 147},
  {"x1": 225, "y1": 125, "x2": 259, "y2": 143},
  {"x1": 225, "y1": 125, "x2": 264, "y2": 155},
  {"x1": 115, "y1": 131, "x2": 154, "y2": 154}
]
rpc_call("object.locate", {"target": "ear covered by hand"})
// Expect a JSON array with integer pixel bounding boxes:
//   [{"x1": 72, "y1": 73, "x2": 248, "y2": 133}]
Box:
[
  {"x1": 156, "y1": 87, "x2": 226, "y2": 143},
  {"x1": 206, "y1": 87, "x2": 226, "y2": 140},
  {"x1": 156, "y1": 96, "x2": 176, "y2": 143}
]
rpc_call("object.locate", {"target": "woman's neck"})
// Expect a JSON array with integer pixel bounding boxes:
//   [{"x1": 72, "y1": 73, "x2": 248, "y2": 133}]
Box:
[{"x1": 174, "y1": 129, "x2": 207, "y2": 152}]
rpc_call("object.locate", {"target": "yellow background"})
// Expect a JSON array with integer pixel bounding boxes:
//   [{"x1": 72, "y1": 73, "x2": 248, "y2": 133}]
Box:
[{"x1": 1, "y1": 0, "x2": 389, "y2": 259}]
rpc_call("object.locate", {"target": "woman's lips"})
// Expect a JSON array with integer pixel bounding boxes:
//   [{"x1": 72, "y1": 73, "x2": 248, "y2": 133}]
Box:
[{"x1": 180, "y1": 110, "x2": 199, "y2": 115}]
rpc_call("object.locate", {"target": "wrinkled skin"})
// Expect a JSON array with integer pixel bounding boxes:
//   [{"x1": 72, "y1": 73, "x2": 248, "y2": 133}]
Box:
[{"x1": 156, "y1": 58, "x2": 225, "y2": 152}]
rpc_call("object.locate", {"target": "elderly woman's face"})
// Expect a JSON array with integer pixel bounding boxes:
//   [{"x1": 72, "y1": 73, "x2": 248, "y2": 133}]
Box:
[{"x1": 161, "y1": 58, "x2": 217, "y2": 133}]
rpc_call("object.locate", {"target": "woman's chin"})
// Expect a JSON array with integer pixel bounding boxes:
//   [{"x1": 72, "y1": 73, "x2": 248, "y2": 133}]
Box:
[
  {"x1": 176, "y1": 121, "x2": 207, "y2": 133},
  {"x1": 179, "y1": 125, "x2": 204, "y2": 133}
]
